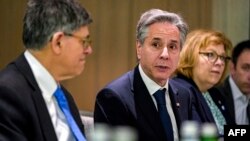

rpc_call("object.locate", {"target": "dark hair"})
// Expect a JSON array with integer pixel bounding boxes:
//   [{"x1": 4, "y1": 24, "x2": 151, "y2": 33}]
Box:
[
  {"x1": 231, "y1": 40, "x2": 250, "y2": 65},
  {"x1": 23, "y1": 0, "x2": 92, "y2": 50}
]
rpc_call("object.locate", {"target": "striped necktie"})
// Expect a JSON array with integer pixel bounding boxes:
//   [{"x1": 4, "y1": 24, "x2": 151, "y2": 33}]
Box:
[{"x1": 54, "y1": 86, "x2": 86, "y2": 141}]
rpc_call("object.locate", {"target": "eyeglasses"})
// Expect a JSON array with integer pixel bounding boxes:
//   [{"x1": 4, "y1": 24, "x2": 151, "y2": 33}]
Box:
[
  {"x1": 64, "y1": 32, "x2": 92, "y2": 49},
  {"x1": 199, "y1": 51, "x2": 231, "y2": 64}
]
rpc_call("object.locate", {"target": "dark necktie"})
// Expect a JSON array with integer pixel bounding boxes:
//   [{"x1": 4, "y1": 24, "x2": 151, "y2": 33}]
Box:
[
  {"x1": 247, "y1": 99, "x2": 250, "y2": 124},
  {"x1": 54, "y1": 86, "x2": 86, "y2": 141},
  {"x1": 153, "y1": 88, "x2": 174, "y2": 141}
]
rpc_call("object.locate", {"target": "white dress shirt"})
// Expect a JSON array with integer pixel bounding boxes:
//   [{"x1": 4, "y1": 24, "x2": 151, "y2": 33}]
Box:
[
  {"x1": 24, "y1": 50, "x2": 75, "y2": 141},
  {"x1": 139, "y1": 64, "x2": 179, "y2": 141},
  {"x1": 229, "y1": 76, "x2": 250, "y2": 124}
]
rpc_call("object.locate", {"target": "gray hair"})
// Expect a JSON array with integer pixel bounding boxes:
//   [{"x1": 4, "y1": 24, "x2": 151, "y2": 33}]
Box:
[
  {"x1": 23, "y1": 0, "x2": 93, "y2": 50},
  {"x1": 136, "y1": 9, "x2": 188, "y2": 48}
]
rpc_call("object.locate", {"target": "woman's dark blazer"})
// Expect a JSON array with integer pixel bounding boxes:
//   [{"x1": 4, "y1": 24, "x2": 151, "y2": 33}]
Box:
[{"x1": 172, "y1": 74, "x2": 234, "y2": 125}]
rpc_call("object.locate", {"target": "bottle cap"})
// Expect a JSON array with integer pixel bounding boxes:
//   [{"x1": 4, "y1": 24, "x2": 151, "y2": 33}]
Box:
[
  {"x1": 181, "y1": 121, "x2": 199, "y2": 138},
  {"x1": 201, "y1": 123, "x2": 217, "y2": 137},
  {"x1": 111, "y1": 126, "x2": 137, "y2": 141}
]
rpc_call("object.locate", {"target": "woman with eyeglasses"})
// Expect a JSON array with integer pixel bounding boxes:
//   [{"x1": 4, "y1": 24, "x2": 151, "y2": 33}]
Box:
[{"x1": 172, "y1": 29, "x2": 235, "y2": 137}]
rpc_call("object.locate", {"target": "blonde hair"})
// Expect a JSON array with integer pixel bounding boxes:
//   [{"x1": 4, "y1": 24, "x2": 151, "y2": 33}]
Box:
[{"x1": 175, "y1": 29, "x2": 233, "y2": 85}]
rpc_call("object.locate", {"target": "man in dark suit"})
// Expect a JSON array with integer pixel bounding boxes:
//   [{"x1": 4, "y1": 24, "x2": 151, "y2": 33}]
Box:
[
  {"x1": 94, "y1": 9, "x2": 190, "y2": 141},
  {"x1": 218, "y1": 40, "x2": 250, "y2": 125},
  {"x1": 0, "y1": 0, "x2": 93, "y2": 140}
]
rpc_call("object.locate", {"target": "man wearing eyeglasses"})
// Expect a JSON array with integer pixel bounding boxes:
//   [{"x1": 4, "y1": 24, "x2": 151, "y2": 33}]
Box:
[{"x1": 0, "y1": 0, "x2": 92, "y2": 141}]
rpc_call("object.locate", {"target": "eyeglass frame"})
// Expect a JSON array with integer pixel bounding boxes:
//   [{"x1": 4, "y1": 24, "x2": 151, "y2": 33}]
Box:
[
  {"x1": 199, "y1": 51, "x2": 231, "y2": 64},
  {"x1": 64, "y1": 32, "x2": 92, "y2": 49}
]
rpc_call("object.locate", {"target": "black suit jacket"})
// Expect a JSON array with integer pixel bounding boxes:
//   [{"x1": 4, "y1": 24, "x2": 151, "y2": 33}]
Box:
[
  {"x1": 0, "y1": 53, "x2": 85, "y2": 141},
  {"x1": 94, "y1": 65, "x2": 193, "y2": 141},
  {"x1": 217, "y1": 76, "x2": 236, "y2": 123}
]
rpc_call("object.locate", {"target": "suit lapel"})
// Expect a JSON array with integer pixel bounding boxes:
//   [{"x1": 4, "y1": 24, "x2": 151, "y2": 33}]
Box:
[
  {"x1": 15, "y1": 54, "x2": 57, "y2": 141},
  {"x1": 133, "y1": 66, "x2": 166, "y2": 138},
  {"x1": 62, "y1": 87, "x2": 85, "y2": 135},
  {"x1": 178, "y1": 74, "x2": 215, "y2": 122},
  {"x1": 168, "y1": 83, "x2": 181, "y2": 130},
  {"x1": 195, "y1": 91, "x2": 215, "y2": 122},
  {"x1": 32, "y1": 91, "x2": 58, "y2": 141},
  {"x1": 224, "y1": 77, "x2": 235, "y2": 121}
]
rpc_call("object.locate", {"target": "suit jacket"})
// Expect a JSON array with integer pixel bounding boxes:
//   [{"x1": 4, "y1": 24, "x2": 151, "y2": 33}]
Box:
[
  {"x1": 172, "y1": 74, "x2": 234, "y2": 125},
  {"x1": 94, "y1": 65, "x2": 193, "y2": 141},
  {"x1": 0, "y1": 53, "x2": 85, "y2": 141},
  {"x1": 217, "y1": 76, "x2": 236, "y2": 123}
]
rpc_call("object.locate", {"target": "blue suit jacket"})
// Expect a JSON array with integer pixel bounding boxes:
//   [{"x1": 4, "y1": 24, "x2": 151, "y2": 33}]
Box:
[
  {"x1": 94, "y1": 65, "x2": 193, "y2": 141},
  {"x1": 0, "y1": 53, "x2": 85, "y2": 141},
  {"x1": 172, "y1": 74, "x2": 234, "y2": 125}
]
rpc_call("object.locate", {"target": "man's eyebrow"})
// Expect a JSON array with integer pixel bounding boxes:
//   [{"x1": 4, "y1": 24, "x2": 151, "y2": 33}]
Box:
[
  {"x1": 169, "y1": 39, "x2": 178, "y2": 44},
  {"x1": 151, "y1": 37, "x2": 162, "y2": 41}
]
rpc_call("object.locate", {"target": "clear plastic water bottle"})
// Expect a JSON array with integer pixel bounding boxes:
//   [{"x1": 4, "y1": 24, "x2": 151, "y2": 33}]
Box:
[
  {"x1": 89, "y1": 124, "x2": 138, "y2": 141},
  {"x1": 111, "y1": 126, "x2": 137, "y2": 141},
  {"x1": 180, "y1": 121, "x2": 199, "y2": 141},
  {"x1": 200, "y1": 123, "x2": 218, "y2": 141},
  {"x1": 89, "y1": 123, "x2": 111, "y2": 141}
]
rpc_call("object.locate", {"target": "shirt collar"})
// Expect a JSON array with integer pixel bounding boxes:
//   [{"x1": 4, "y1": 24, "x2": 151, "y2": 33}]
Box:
[
  {"x1": 24, "y1": 50, "x2": 57, "y2": 101},
  {"x1": 138, "y1": 64, "x2": 168, "y2": 96},
  {"x1": 229, "y1": 75, "x2": 249, "y2": 101}
]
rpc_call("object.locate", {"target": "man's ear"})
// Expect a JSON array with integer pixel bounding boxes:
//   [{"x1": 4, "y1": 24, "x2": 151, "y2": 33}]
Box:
[
  {"x1": 50, "y1": 32, "x2": 64, "y2": 54},
  {"x1": 136, "y1": 40, "x2": 142, "y2": 60},
  {"x1": 229, "y1": 60, "x2": 235, "y2": 75}
]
